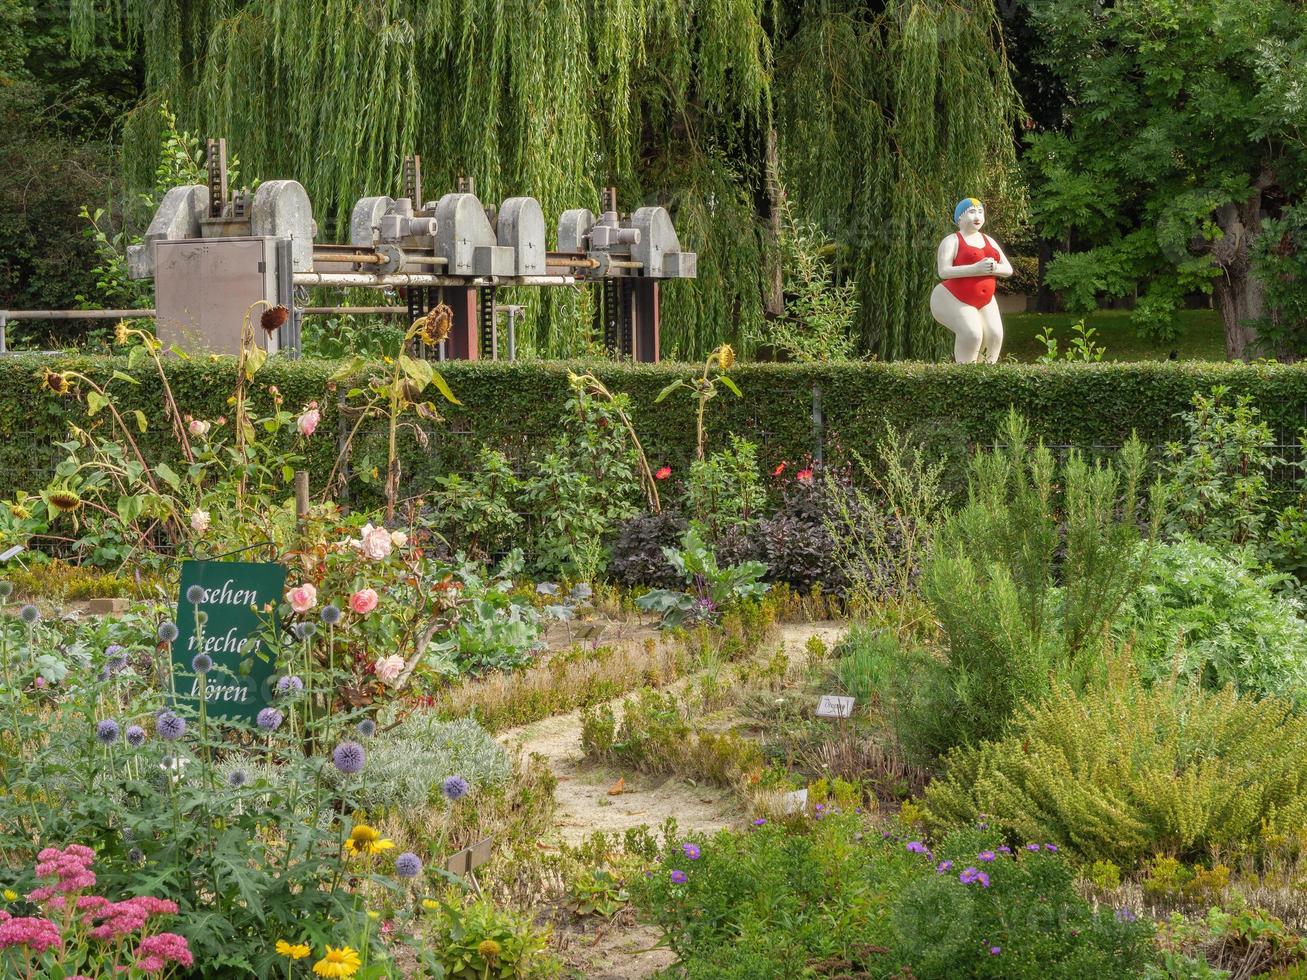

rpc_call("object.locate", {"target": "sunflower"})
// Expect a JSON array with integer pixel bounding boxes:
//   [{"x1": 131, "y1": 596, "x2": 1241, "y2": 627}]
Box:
[
  {"x1": 114, "y1": 320, "x2": 130, "y2": 346},
  {"x1": 714, "y1": 343, "x2": 735, "y2": 371},
  {"x1": 260, "y1": 305, "x2": 290, "y2": 334},
  {"x1": 46, "y1": 489, "x2": 82, "y2": 514},
  {"x1": 39, "y1": 368, "x2": 71, "y2": 396},
  {"x1": 275, "y1": 939, "x2": 310, "y2": 960},
  {"x1": 412, "y1": 305, "x2": 453, "y2": 345},
  {"x1": 8, "y1": 503, "x2": 31, "y2": 520},
  {"x1": 343, "y1": 823, "x2": 395, "y2": 856},
  {"x1": 312, "y1": 945, "x2": 361, "y2": 978}
]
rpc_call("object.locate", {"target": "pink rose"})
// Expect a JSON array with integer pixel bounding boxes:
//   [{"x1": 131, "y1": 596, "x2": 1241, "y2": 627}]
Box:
[
  {"x1": 350, "y1": 588, "x2": 379, "y2": 615},
  {"x1": 187, "y1": 419, "x2": 210, "y2": 438},
  {"x1": 297, "y1": 406, "x2": 321, "y2": 437},
  {"x1": 373, "y1": 655, "x2": 405, "y2": 685},
  {"x1": 353, "y1": 523, "x2": 392, "y2": 561},
  {"x1": 286, "y1": 583, "x2": 318, "y2": 614}
]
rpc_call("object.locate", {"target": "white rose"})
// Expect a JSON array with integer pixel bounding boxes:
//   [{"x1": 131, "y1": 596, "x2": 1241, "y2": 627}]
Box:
[
  {"x1": 352, "y1": 523, "x2": 393, "y2": 561},
  {"x1": 389, "y1": 530, "x2": 408, "y2": 548},
  {"x1": 190, "y1": 509, "x2": 211, "y2": 534}
]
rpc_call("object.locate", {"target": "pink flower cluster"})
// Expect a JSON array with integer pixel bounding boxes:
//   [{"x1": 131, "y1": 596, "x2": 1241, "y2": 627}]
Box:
[
  {"x1": 0, "y1": 913, "x2": 62, "y2": 953},
  {"x1": 85, "y1": 896, "x2": 179, "y2": 942},
  {"x1": 133, "y1": 932, "x2": 194, "y2": 973},
  {"x1": 27, "y1": 844, "x2": 96, "y2": 901}
]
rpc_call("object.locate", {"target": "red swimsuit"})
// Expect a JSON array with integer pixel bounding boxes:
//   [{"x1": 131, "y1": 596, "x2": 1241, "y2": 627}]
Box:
[{"x1": 942, "y1": 232, "x2": 1000, "y2": 309}]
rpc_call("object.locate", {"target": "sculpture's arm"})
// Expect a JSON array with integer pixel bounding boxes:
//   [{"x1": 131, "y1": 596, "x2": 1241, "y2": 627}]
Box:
[
  {"x1": 936, "y1": 235, "x2": 993, "y2": 279},
  {"x1": 987, "y1": 236, "x2": 1014, "y2": 278}
]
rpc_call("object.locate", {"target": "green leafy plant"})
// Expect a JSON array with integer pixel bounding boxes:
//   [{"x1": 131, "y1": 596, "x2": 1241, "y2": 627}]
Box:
[
  {"x1": 767, "y1": 201, "x2": 858, "y2": 363},
  {"x1": 655, "y1": 343, "x2": 742, "y2": 460},
  {"x1": 923, "y1": 668, "x2": 1307, "y2": 865},
  {"x1": 566, "y1": 867, "x2": 630, "y2": 919},
  {"x1": 421, "y1": 897, "x2": 559, "y2": 979},
  {"x1": 1034, "y1": 319, "x2": 1106, "y2": 364},
  {"x1": 685, "y1": 435, "x2": 765, "y2": 542},
  {"x1": 636, "y1": 527, "x2": 769, "y2": 628}
]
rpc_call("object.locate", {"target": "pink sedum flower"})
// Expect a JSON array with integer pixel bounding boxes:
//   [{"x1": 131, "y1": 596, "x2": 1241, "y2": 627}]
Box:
[
  {"x1": 373, "y1": 655, "x2": 405, "y2": 685},
  {"x1": 286, "y1": 583, "x2": 318, "y2": 614},
  {"x1": 132, "y1": 931, "x2": 193, "y2": 973},
  {"x1": 0, "y1": 915, "x2": 61, "y2": 953},
  {"x1": 350, "y1": 589, "x2": 379, "y2": 615}
]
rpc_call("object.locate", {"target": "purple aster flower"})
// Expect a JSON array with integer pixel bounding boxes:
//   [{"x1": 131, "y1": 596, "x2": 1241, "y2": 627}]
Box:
[
  {"x1": 959, "y1": 867, "x2": 978, "y2": 884},
  {"x1": 997, "y1": 845, "x2": 1011, "y2": 855},
  {"x1": 125, "y1": 725, "x2": 146, "y2": 748},
  {"x1": 906, "y1": 841, "x2": 928, "y2": 855},
  {"x1": 333, "y1": 741, "x2": 366, "y2": 774},
  {"x1": 936, "y1": 860, "x2": 953, "y2": 873},
  {"x1": 975, "y1": 871, "x2": 990, "y2": 888},
  {"x1": 1026, "y1": 843, "x2": 1040, "y2": 852},
  {"x1": 753, "y1": 818, "x2": 766, "y2": 826},
  {"x1": 670, "y1": 869, "x2": 687, "y2": 884},
  {"x1": 1116, "y1": 907, "x2": 1137, "y2": 923},
  {"x1": 257, "y1": 708, "x2": 283, "y2": 732},
  {"x1": 682, "y1": 843, "x2": 701, "y2": 861},
  {"x1": 442, "y1": 775, "x2": 469, "y2": 801},
  {"x1": 978, "y1": 850, "x2": 995, "y2": 862},
  {"x1": 395, "y1": 852, "x2": 422, "y2": 879},
  {"x1": 989, "y1": 946, "x2": 1001, "y2": 955},
  {"x1": 191, "y1": 653, "x2": 213, "y2": 674},
  {"x1": 95, "y1": 719, "x2": 120, "y2": 745},
  {"x1": 1044, "y1": 843, "x2": 1058, "y2": 853},
  {"x1": 156, "y1": 712, "x2": 186, "y2": 741}
]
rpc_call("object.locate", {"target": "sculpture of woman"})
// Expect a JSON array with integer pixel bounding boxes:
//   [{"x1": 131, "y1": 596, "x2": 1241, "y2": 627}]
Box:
[{"x1": 930, "y1": 198, "x2": 1013, "y2": 363}]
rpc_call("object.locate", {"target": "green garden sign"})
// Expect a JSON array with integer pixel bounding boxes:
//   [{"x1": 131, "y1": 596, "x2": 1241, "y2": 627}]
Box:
[{"x1": 170, "y1": 559, "x2": 286, "y2": 722}]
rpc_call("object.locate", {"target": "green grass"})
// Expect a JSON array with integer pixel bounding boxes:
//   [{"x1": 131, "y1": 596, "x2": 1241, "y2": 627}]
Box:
[{"x1": 1003, "y1": 308, "x2": 1225, "y2": 363}]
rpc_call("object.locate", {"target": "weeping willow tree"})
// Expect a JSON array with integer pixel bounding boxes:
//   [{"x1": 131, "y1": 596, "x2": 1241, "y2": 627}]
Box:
[{"x1": 69, "y1": 0, "x2": 1018, "y2": 360}]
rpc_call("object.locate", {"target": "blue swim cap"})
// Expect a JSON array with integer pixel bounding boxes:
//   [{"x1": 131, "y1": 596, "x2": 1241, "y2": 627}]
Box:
[{"x1": 953, "y1": 198, "x2": 983, "y2": 223}]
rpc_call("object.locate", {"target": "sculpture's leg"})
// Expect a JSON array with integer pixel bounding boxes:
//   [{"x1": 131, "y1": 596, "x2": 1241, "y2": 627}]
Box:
[
  {"x1": 978, "y1": 299, "x2": 1004, "y2": 363},
  {"x1": 930, "y1": 285, "x2": 985, "y2": 363}
]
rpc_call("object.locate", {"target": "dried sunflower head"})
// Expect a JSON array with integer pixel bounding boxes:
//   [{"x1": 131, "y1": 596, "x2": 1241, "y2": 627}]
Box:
[
  {"x1": 39, "y1": 368, "x2": 72, "y2": 396},
  {"x1": 114, "y1": 320, "x2": 130, "y2": 346},
  {"x1": 715, "y1": 343, "x2": 736, "y2": 371},
  {"x1": 8, "y1": 503, "x2": 31, "y2": 520},
  {"x1": 260, "y1": 305, "x2": 290, "y2": 334},
  {"x1": 412, "y1": 306, "x2": 453, "y2": 346},
  {"x1": 47, "y1": 488, "x2": 82, "y2": 514}
]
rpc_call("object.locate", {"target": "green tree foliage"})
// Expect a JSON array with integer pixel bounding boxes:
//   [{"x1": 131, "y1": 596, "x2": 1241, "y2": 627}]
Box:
[
  {"x1": 66, "y1": 0, "x2": 1019, "y2": 360},
  {"x1": 1021, "y1": 0, "x2": 1307, "y2": 359}
]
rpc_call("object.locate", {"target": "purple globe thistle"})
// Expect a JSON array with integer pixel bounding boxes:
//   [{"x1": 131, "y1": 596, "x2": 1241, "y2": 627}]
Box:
[
  {"x1": 357, "y1": 718, "x2": 376, "y2": 738},
  {"x1": 682, "y1": 843, "x2": 701, "y2": 861},
  {"x1": 185, "y1": 584, "x2": 205, "y2": 605},
  {"x1": 191, "y1": 653, "x2": 213, "y2": 674},
  {"x1": 156, "y1": 712, "x2": 186, "y2": 741},
  {"x1": 256, "y1": 708, "x2": 283, "y2": 732},
  {"x1": 333, "y1": 741, "x2": 365, "y2": 775},
  {"x1": 95, "y1": 719, "x2": 120, "y2": 745},
  {"x1": 106, "y1": 651, "x2": 129, "y2": 674},
  {"x1": 441, "y1": 775, "x2": 469, "y2": 801},
  {"x1": 227, "y1": 769, "x2": 248, "y2": 788},
  {"x1": 395, "y1": 852, "x2": 422, "y2": 879},
  {"x1": 0, "y1": 580, "x2": 12, "y2": 598},
  {"x1": 670, "y1": 869, "x2": 687, "y2": 884},
  {"x1": 320, "y1": 604, "x2": 342, "y2": 626},
  {"x1": 19, "y1": 604, "x2": 39, "y2": 625},
  {"x1": 292, "y1": 621, "x2": 317, "y2": 641},
  {"x1": 128, "y1": 847, "x2": 144, "y2": 864},
  {"x1": 125, "y1": 725, "x2": 146, "y2": 748},
  {"x1": 157, "y1": 621, "x2": 179, "y2": 643},
  {"x1": 276, "y1": 675, "x2": 304, "y2": 695}
]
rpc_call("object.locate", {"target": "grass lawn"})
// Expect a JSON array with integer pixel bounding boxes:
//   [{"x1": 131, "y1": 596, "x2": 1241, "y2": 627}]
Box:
[{"x1": 1002, "y1": 308, "x2": 1226, "y2": 362}]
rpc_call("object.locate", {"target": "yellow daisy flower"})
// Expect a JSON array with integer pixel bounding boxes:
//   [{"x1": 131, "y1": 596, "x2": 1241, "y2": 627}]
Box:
[
  {"x1": 422, "y1": 898, "x2": 439, "y2": 911},
  {"x1": 313, "y1": 945, "x2": 362, "y2": 978},
  {"x1": 276, "y1": 939, "x2": 311, "y2": 960},
  {"x1": 2, "y1": 889, "x2": 17, "y2": 902},
  {"x1": 343, "y1": 823, "x2": 395, "y2": 857}
]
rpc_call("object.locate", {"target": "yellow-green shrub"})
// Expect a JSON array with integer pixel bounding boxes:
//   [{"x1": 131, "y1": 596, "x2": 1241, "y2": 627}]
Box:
[{"x1": 923, "y1": 671, "x2": 1307, "y2": 865}]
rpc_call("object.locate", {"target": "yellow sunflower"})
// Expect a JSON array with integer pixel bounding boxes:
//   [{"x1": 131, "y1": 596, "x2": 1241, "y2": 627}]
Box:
[
  {"x1": 715, "y1": 343, "x2": 736, "y2": 370},
  {"x1": 343, "y1": 823, "x2": 395, "y2": 857},
  {"x1": 312, "y1": 945, "x2": 361, "y2": 978},
  {"x1": 275, "y1": 939, "x2": 310, "y2": 960}
]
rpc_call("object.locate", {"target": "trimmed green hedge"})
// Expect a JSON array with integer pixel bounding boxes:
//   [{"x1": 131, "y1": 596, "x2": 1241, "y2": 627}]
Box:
[{"x1": 3, "y1": 354, "x2": 1307, "y2": 501}]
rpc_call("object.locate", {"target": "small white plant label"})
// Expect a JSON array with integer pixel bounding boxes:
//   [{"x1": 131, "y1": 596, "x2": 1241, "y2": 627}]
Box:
[
  {"x1": 782, "y1": 788, "x2": 808, "y2": 814},
  {"x1": 816, "y1": 695, "x2": 855, "y2": 718}
]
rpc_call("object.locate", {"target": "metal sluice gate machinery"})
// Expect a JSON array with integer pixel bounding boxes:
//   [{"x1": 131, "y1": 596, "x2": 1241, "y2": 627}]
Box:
[{"x1": 0, "y1": 139, "x2": 696, "y2": 360}]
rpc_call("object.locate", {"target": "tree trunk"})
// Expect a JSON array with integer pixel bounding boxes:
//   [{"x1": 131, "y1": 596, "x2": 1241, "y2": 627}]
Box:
[
  {"x1": 1210, "y1": 174, "x2": 1273, "y2": 361},
  {"x1": 763, "y1": 124, "x2": 784, "y2": 318}
]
